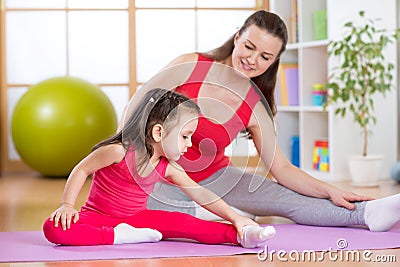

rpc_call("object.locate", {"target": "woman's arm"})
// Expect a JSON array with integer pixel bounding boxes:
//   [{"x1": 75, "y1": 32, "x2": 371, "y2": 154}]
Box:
[
  {"x1": 118, "y1": 53, "x2": 198, "y2": 131},
  {"x1": 50, "y1": 144, "x2": 125, "y2": 229},
  {"x1": 247, "y1": 102, "x2": 373, "y2": 209},
  {"x1": 165, "y1": 163, "x2": 258, "y2": 238}
]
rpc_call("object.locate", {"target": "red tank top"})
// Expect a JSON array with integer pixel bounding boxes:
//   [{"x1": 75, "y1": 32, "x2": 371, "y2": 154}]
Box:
[
  {"x1": 82, "y1": 149, "x2": 169, "y2": 217},
  {"x1": 176, "y1": 54, "x2": 261, "y2": 182}
]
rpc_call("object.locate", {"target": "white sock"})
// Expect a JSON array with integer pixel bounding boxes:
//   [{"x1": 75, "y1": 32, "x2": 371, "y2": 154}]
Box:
[
  {"x1": 364, "y1": 193, "x2": 400, "y2": 232},
  {"x1": 195, "y1": 206, "x2": 256, "y2": 221},
  {"x1": 238, "y1": 225, "x2": 276, "y2": 248},
  {"x1": 113, "y1": 223, "x2": 162, "y2": 244}
]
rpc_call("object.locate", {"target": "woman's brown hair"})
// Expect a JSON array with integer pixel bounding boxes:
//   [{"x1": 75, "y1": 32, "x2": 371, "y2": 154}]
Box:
[{"x1": 203, "y1": 10, "x2": 288, "y2": 116}]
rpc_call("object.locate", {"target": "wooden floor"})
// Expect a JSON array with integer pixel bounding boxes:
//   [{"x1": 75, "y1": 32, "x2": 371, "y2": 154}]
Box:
[{"x1": 0, "y1": 173, "x2": 399, "y2": 266}]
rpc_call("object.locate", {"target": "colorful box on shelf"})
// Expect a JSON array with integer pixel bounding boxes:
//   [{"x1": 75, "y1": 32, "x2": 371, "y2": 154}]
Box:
[
  {"x1": 313, "y1": 139, "x2": 329, "y2": 172},
  {"x1": 312, "y1": 83, "x2": 327, "y2": 106}
]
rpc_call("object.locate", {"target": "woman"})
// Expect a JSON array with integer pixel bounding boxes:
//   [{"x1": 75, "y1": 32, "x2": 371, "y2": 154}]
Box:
[{"x1": 122, "y1": 10, "x2": 400, "y2": 232}]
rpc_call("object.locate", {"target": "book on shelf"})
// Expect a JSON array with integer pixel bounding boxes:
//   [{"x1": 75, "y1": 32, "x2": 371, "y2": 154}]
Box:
[
  {"x1": 276, "y1": 63, "x2": 299, "y2": 106},
  {"x1": 286, "y1": 0, "x2": 298, "y2": 43}
]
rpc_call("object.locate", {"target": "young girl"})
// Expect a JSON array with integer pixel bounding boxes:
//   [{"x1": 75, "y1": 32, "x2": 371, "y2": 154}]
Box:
[{"x1": 43, "y1": 88, "x2": 275, "y2": 248}]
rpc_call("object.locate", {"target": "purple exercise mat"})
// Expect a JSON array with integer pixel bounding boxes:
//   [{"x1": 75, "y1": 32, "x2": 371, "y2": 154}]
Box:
[{"x1": 1, "y1": 223, "x2": 399, "y2": 262}]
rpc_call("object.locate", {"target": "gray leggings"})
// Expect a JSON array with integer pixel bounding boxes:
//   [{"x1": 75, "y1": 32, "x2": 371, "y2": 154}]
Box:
[{"x1": 147, "y1": 166, "x2": 366, "y2": 227}]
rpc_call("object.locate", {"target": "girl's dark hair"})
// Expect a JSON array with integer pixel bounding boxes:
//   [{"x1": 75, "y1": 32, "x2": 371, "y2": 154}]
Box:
[
  {"x1": 202, "y1": 10, "x2": 288, "y2": 116},
  {"x1": 92, "y1": 88, "x2": 200, "y2": 170}
]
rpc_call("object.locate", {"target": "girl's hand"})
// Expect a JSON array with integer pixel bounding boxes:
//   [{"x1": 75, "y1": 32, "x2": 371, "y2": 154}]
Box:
[
  {"x1": 49, "y1": 203, "x2": 79, "y2": 230},
  {"x1": 328, "y1": 187, "x2": 375, "y2": 210},
  {"x1": 232, "y1": 216, "x2": 259, "y2": 240}
]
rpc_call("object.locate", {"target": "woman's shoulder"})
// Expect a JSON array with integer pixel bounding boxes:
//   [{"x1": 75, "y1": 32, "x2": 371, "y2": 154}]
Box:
[
  {"x1": 168, "y1": 53, "x2": 214, "y2": 66},
  {"x1": 168, "y1": 53, "x2": 199, "y2": 66}
]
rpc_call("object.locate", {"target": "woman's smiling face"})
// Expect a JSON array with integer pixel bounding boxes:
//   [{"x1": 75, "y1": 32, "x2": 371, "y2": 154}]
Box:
[{"x1": 231, "y1": 24, "x2": 282, "y2": 78}]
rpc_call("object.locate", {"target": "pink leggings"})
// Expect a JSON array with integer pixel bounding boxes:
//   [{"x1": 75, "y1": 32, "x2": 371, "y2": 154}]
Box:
[{"x1": 43, "y1": 209, "x2": 238, "y2": 246}]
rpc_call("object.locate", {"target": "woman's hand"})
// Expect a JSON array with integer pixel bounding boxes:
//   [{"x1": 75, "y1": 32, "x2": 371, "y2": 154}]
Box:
[
  {"x1": 232, "y1": 216, "x2": 259, "y2": 240},
  {"x1": 49, "y1": 203, "x2": 79, "y2": 230},
  {"x1": 327, "y1": 187, "x2": 375, "y2": 210}
]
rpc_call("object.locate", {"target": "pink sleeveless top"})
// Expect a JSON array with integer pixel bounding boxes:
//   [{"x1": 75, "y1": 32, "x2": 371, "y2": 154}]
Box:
[
  {"x1": 176, "y1": 54, "x2": 261, "y2": 182},
  {"x1": 82, "y1": 149, "x2": 169, "y2": 217}
]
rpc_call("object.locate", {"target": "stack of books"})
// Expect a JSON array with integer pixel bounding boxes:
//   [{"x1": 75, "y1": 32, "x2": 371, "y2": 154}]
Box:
[{"x1": 276, "y1": 63, "x2": 299, "y2": 106}]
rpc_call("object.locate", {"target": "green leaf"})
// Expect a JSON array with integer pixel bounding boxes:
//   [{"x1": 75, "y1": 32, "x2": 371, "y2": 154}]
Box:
[
  {"x1": 341, "y1": 108, "x2": 346, "y2": 117},
  {"x1": 344, "y1": 22, "x2": 353, "y2": 27}
]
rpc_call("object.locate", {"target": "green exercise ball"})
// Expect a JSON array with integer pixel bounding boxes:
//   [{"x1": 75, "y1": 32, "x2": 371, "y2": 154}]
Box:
[{"x1": 11, "y1": 76, "x2": 117, "y2": 177}]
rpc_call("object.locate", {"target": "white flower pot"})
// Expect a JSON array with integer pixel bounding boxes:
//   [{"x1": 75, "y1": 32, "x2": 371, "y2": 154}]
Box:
[{"x1": 348, "y1": 155, "x2": 384, "y2": 187}]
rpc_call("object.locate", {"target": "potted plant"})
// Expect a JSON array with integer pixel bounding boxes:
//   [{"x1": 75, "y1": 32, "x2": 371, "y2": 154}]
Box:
[{"x1": 325, "y1": 11, "x2": 399, "y2": 186}]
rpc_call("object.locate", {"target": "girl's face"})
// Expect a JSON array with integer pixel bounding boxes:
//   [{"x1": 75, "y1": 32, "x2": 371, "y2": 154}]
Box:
[
  {"x1": 232, "y1": 24, "x2": 282, "y2": 78},
  {"x1": 161, "y1": 113, "x2": 198, "y2": 161}
]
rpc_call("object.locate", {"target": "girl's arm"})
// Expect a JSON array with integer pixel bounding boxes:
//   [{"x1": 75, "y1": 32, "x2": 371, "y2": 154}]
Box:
[
  {"x1": 165, "y1": 163, "x2": 258, "y2": 239},
  {"x1": 50, "y1": 144, "x2": 125, "y2": 230},
  {"x1": 247, "y1": 102, "x2": 373, "y2": 209}
]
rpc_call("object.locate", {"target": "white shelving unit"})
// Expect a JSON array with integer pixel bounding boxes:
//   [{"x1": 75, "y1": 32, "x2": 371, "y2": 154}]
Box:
[{"x1": 270, "y1": 0, "x2": 398, "y2": 182}]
